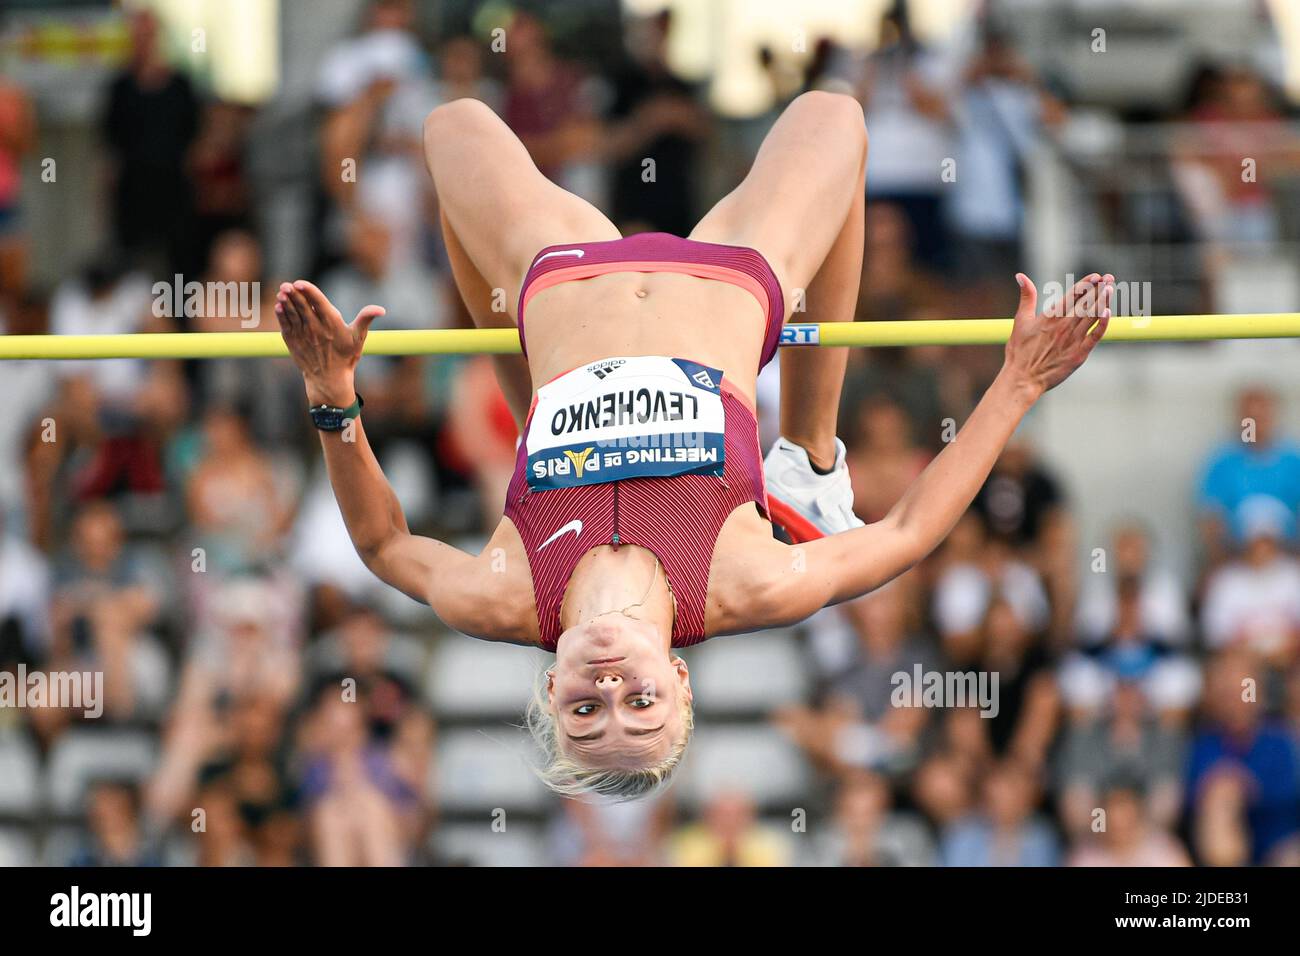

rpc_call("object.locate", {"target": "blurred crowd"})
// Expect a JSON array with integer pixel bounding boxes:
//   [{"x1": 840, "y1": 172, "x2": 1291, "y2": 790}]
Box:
[{"x1": 1, "y1": 0, "x2": 1299, "y2": 866}]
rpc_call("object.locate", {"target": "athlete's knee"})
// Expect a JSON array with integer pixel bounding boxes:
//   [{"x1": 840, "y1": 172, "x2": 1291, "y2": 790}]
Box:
[
  {"x1": 792, "y1": 89, "x2": 865, "y2": 123},
  {"x1": 790, "y1": 90, "x2": 868, "y2": 155},
  {"x1": 422, "y1": 97, "x2": 500, "y2": 145}
]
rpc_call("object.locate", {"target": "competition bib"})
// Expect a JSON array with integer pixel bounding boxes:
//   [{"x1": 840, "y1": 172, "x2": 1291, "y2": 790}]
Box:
[{"x1": 526, "y1": 356, "x2": 726, "y2": 491}]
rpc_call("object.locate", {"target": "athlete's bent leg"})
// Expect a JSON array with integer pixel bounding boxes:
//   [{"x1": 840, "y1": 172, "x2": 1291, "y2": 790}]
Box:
[
  {"x1": 423, "y1": 98, "x2": 620, "y2": 425},
  {"x1": 691, "y1": 91, "x2": 868, "y2": 538},
  {"x1": 690, "y1": 91, "x2": 866, "y2": 465},
  {"x1": 777, "y1": 139, "x2": 864, "y2": 469}
]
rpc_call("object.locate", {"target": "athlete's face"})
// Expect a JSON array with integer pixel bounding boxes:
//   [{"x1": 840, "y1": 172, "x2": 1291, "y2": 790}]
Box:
[{"x1": 549, "y1": 615, "x2": 691, "y2": 769}]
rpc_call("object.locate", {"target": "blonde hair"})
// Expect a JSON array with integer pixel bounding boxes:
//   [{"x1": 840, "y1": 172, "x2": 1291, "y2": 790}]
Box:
[{"x1": 524, "y1": 671, "x2": 694, "y2": 801}]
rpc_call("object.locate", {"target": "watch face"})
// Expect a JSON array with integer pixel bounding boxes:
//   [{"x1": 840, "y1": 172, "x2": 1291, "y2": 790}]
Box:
[{"x1": 311, "y1": 408, "x2": 346, "y2": 431}]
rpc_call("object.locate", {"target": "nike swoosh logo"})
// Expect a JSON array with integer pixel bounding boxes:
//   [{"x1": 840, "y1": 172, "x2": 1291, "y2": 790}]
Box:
[
  {"x1": 535, "y1": 249, "x2": 585, "y2": 264},
  {"x1": 538, "y1": 519, "x2": 583, "y2": 551}
]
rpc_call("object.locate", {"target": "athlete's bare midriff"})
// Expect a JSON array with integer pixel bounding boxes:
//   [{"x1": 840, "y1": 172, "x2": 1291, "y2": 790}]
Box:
[{"x1": 519, "y1": 270, "x2": 776, "y2": 409}]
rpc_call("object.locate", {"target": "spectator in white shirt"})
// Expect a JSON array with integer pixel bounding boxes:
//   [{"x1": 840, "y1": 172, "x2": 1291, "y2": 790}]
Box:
[
  {"x1": 852, "y1": 6, "x2": 957, "y2": 273},
  {"x1": 932, "y1": 514, "x2": 1050, "y2": 661},
  {"x1": 1202, "y1": 495, "x2": 1300, "y2": 665},
  {"x1": 947, "y1": 28, "x2": 1064, "y2": 316},
  {"x1": 49, "y1": 259, "x2": 156, "y2": 411},
  {"x1": 0, "y1": 512, "x2": 49, "y2": 659},
  {"x1": 1075, "y1": 521, "x2": 1191, "y2": 648}
]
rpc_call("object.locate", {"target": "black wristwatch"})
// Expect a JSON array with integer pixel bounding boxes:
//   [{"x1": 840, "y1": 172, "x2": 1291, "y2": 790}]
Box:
[{"x1": 309, "y1": 393, "x2": 363, "y2": 431}]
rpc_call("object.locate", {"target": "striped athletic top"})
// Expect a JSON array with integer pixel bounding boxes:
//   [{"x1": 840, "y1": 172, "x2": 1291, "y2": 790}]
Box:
[{"x1": 504, "y1": 233, "x2": 784, "y2": 651}]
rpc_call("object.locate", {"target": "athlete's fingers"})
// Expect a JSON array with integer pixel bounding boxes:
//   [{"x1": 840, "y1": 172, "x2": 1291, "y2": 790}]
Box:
[
  {"x1": 293, "y1": 280, "x2": 343, "y2": 327},
  {"x1": 1041, "y1": 282, "x2": 1063, "y2": 318},
  {"x1": 1084, "y1": 280, "x2": 1114, "y2": 333},
  {"x1": 1064, "y1": 273, "x2": 1101, "y2": 321},
  {"x1": 1068, "y1": 280, "x2": 1105, "y2": 334},
  {"x1": 277, "y1": 282, "x2": 304, "y2": 332},
  {"x1": 1041, "y1": 273, "x2": 1094, "y2": 319},
  {"x1": 351, "y1": 305, "x2": 386, "y2": 342},
  {"x1": 287, "y1": 287, "x2": 323, "y2": 333},
  {"x1": 1014, "y1": 273, "x2": 1038, "y2": 322},
  {"x1": 291, "y1": 283, "x2": 335, "y2": 335},
  {"x1": 288, "y1": 283, "x2": 321, "y2": 327},
  {"x1": 1084, "y1": 312, "x2": 1110, "y2": 351},
  {"x1": 352, "y1": 304, "x2": 386, "y2": 328}
]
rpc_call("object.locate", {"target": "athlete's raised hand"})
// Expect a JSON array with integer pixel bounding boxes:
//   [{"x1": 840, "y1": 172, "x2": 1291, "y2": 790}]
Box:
[
  {"x1": 275, "y1": 279, "x2": 385, "y2": 405},
  {"x1": 1003, "y1": 272, "x2": 1112, "y2": 399}
]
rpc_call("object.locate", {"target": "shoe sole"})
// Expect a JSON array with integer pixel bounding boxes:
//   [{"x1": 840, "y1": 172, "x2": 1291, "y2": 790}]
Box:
[{"x1": 767, "y1": 494, "x2": 826, "y2": 544}]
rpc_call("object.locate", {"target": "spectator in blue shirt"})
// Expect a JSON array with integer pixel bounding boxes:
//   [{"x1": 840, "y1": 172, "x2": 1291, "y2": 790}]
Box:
[
  {"x1": 1186, "y1": 648, "x2": 1300, "y2": 864},
  {"x1": 69, "y1": 780, "x2": 163, "y2": 867},
  {"x1": 1197, "y1": 386, "x2": 1300, "y2": 568},
  {"x1": 940, "y1": 758, "x2": 1059, "y2": 866}
]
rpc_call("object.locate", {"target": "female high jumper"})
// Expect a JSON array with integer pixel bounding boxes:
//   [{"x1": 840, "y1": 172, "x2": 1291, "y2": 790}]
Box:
[{"x1": 274, "y1": 92, "x2": 1113, "y2": 799}]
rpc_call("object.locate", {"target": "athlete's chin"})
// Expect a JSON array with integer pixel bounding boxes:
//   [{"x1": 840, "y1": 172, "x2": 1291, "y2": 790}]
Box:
[{"x1": 556, "y1": 616, "x2": 659, "y2": 658}]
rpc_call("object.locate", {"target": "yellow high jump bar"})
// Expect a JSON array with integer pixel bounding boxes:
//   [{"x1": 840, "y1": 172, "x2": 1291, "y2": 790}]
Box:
[{"x1": 1, "y1": 314, "x2": 1299, "y2": 360}]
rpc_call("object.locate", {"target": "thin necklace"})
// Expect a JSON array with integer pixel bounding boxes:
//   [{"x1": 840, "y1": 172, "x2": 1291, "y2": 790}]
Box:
[{"x1": 579, "y1": 557, "x2": 663, "y2": 626}]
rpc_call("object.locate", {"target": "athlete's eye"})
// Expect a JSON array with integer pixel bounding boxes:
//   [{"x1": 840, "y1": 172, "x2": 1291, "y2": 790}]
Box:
[
  {"x1": 575, "y1": 703, "x2": 597, "y2": 716},
  {"x1": 630, "y1": 697, "x2": 654, "y2": 709}
]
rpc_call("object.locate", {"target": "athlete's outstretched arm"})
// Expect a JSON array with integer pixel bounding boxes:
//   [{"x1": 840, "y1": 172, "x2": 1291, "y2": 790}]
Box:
[
  {"x1": 275, "y1": 281, "x2": 515, "y2": 638},
  {"x1": 749, "y1": 273, "x2": 1112, "y2": 626}
]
